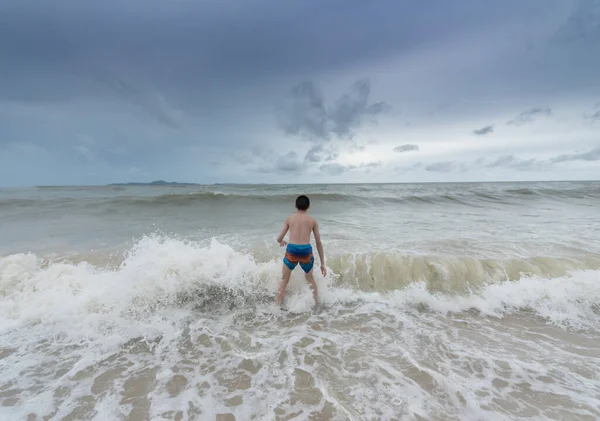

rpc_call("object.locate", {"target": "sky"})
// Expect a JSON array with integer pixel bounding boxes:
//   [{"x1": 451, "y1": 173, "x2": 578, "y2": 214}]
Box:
[{"x1": 0, "y1": 0, "x2": 599, "y2": 186}]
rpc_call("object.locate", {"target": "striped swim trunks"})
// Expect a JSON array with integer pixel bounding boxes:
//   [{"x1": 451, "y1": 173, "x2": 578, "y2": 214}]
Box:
[{"x1": 283, "y1": 244, "x2": 314, "y2": 273}]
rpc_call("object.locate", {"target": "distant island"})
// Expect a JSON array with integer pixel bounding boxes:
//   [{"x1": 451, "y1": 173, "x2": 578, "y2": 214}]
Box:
[{"x1": 108, "y1": 180, "x2": 200, "y2": 186}]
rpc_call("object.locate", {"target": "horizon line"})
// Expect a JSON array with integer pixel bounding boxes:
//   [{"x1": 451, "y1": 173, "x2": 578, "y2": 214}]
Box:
[{"x1": 1, "y1": 178, "x2": 599, "y2": 189}]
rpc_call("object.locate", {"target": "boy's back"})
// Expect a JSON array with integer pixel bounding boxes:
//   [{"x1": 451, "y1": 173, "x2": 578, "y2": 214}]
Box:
[{"x1": 286, "y1": 212, "x2": 316, "y2": 245}]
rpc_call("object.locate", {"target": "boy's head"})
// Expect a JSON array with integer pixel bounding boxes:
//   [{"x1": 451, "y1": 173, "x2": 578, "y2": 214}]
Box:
[{"x1": 295, "y1": 195, "x2": 310, "y2": 211}]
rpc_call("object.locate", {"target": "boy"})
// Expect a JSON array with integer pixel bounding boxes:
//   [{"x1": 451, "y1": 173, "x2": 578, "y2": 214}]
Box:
[{"x1": 275, "y1": 195, "x2": 326, "y2": 306}]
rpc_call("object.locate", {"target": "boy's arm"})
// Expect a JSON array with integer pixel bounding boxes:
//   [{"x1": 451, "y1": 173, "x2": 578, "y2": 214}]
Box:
[
  {"x1": 276, "y1": 217, "x2": 290, "y2": 246},
  {"x1": 313, "y1": 220, "x2": 325, "y2": 272}
]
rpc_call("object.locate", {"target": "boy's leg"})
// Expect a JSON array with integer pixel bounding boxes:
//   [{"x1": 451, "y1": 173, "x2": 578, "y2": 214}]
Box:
[
  {"x1": 304, "y1": 270, "x2": 318, "y2": 305},
  {"x1": 275, "y1": 264, "x2": 293, "y2": 306}
]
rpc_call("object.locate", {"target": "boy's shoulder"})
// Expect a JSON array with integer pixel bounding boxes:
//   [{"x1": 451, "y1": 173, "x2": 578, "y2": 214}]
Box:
[{"x1": 287, "y1": 213, "x2": 317, "y2": 224}]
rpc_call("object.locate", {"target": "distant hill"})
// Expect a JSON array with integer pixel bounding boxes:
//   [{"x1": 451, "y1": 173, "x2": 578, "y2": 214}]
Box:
[{"x1": 108, "y1": 180, "x2": 199, "y2": 186}]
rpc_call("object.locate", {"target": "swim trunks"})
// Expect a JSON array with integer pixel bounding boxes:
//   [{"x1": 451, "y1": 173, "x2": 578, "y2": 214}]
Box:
[{"x1": 283, "y1": 244, "x2": 314, "y2": 273}]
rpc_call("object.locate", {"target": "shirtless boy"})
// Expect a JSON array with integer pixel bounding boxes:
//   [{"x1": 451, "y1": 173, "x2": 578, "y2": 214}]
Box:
[{"x1": 275, "y1": 195, "x2": 326, "y2": 306}]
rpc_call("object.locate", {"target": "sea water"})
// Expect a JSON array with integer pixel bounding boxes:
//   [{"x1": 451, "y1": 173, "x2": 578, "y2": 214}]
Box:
[{"x1": 1, "y1": 182, "x2": 599, "y2": 420}]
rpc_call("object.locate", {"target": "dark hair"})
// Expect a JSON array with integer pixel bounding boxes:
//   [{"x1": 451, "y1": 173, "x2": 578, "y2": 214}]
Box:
[{"x1": 295, "y1": 195, "x2": 310, "y2": 211}]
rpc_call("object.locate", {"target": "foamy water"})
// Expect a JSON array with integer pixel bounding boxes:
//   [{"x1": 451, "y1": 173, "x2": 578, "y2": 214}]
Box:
[{"x1": 1, "y1": 182, "x2": 599, "y2": 420}]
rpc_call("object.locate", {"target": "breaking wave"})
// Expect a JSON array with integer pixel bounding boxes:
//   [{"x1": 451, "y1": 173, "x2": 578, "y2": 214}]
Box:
[{"x1": 2, "y1": 235, "x2": 599, "y2": 336}]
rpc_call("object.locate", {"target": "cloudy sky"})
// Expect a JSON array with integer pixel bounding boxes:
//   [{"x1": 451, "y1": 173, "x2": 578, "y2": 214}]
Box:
[{"x1": 0, "y1": 0, "x2": 599, "y2": 186}]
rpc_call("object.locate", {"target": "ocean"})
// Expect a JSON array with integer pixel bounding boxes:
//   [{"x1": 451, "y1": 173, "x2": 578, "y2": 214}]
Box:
[{"x1": 1, "y1": 181, "x2": 599, "y2": 421}]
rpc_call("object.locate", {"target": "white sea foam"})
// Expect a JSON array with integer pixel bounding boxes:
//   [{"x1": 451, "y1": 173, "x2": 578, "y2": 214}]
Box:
[
  {"x1": 2, "y1": 236, "x2": 599, "y2": 338},
  {"x1": 2, "y1": 236, "x2": 600, "y2": 420}
]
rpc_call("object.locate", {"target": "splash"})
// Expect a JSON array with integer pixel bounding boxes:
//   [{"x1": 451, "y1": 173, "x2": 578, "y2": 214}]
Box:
[{"x1": 1, "y1": 235, "x2": 600, "y2": 337}]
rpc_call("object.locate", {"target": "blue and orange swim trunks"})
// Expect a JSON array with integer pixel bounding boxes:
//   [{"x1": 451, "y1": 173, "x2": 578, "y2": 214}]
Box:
[{"x1": 283, "y1": 244, "x2": 314, "y2": 273}]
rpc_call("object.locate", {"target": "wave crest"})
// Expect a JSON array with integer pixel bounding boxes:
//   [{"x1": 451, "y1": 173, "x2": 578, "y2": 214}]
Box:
[
  {"x1": 328, "y1": 252, "x2": 600, "y2": 292},
  {"x1": 2, "y1": 236, "x2": 600, "y2": 333}
]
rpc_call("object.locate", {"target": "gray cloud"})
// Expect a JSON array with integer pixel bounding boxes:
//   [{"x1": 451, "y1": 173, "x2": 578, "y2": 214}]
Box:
[
  {"x1": 425, "y1": 161, "x2": 456, "y2": 173},
  {"x1": 324, "y1": 151, "x2": 339, "y2": 162},
  {"x1": 305, "y1": 144, "x2": 325, "y2": 163},
  {"x1": 329, "y1": 80, "x2": 392, "y2": 138},
  {"x1": 551, "y1": 147, "x2": 600, "y2": 163},
  {"x1": 278, "y1": 79, "x2": 390, "y2": 142},
  {"x1": 552, "y1": 0, "x2": 600, "y2": 44},
  {"x1": 442, "y1": 156, "x2": 549, "y2": 172},
  {"x1": 278, "y1": 81, "x2": 329, "y2": 140},
  {"x1": 275, "y1": 152, "x2": 303, "y2": 172},
  {"x1": 487, "y1": 155, "x2": 516, "y2": 168},
  {"x1": 479, "y1": 155, "x2": 551, "y2": 172},
  {"x1": 303, "y1": 144, "x2": 340, "y2": 163},
  {"x1": 423, "y1": 147, "x2": 600, "y2": 175},
  {"x1": 507, "y1": 107, "x2": 553, "y2": 126},
  {"x1": 74, "y1": 145, "x2": 96, "y2": 162},
  {"x1": 393, "y1": 144, "x2": 419, "y2": 153},
  {"x1": 251, "y1": 145, "x2": 267, "y2": 157},
  {"x1": 472, "y1": 125, "x2": 494, "y2": 136},
  {"x1": 320, "y1": 161, "x2": 381, "y2": 175},
  {"x1": 320, "y1": 163, "x2": 348, "y2": 176},
  {"x1": 1, "y1": 0, "x2": 599, "y2": 185},
  {"x1": 584, "y1": 110, "x2": 600, "y2": 122},
  {"x1": 356, "y1": 161, "x2": 382, "y2": 171},
  {"x1": 348, "y1": 142, "x2": 366, "y2": 153},
  {"x1": 95, "y1": 71, "x2": 182, "y2": 129},
  {"x1": 0, "y1": 1, "x2": 437, "y2": 105},
  {"x1": 509, "y1": 158, "x2": 552, "y2": 172},
  {"x1": 459, "y1": 157, "x2": 485, "y2": 172},
  {"x1": 395, "y1": 162, "x2": 423, "y2": 173}
]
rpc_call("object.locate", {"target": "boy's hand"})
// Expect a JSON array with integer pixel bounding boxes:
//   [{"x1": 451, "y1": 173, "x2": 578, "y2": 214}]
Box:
[
  {"x1": 278, "y1": 240, "x2": 288, "y2": 247},
  {"x1": 320, "y1": 265, "x2": 327, "y2": 276}
]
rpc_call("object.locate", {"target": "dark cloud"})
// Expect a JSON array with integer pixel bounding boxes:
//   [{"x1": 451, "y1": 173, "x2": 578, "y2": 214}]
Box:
[
  {"x1": 551, "y1": 147, "x2": 600, "y2": 163},
  {"x1": 274, "y1": 152, "x2": 303, "y2": 172},
  {"x1": 251, "y1": 145, "x2": 267, "y2": 157},
  {"x1": 552, "y1": 0, "x2": 600, "y2": 44},
  {"x1": 393, "y1": 144, "x2": 419, "y2": 153},
  {"x1": 324, "y1": 151, "x2": 339, "y2": 162},
  {"x1": 425, "y1": 161, "x2": 456, "y2": 173},
  {"x1": 4, "y1": 0, "x2": 539, "y2": 106},
  {"x1": 506, "y1": 107, "x2": 552, "y2": 126},
  {"x1": 472, "y1": 125, "x2": 494, "y2": 136},
  {"x1": 278, "y1": 79, "x2": 390, "y2": 142},
  {"x1": 303, "y1": 144, "x2": 340, "y2": 163},
  {"x1": 278, "y1": 81, "x2": 329, "y2": 140},
  {"x1": 320, "y1": 163, "x2": 348, "y2": 176},
  {"x1": 304, "y1": 144, "x2": 325, "y2": 163},
  {"x1": 95, "y1": 71, "x2": 181, "y2": 128},
  {"x1": 0, "y1": 1, "x2": 414, "y2": 103},
  {"x1": 1, "y1": 0, "x2": 599, "y2": 185},
  {"x1": 329, "y1": 80, "x2": 392, "y2": 138},
  {"x1": 584, "y1": 110, "x2": 600, "y2": 122}
]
